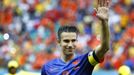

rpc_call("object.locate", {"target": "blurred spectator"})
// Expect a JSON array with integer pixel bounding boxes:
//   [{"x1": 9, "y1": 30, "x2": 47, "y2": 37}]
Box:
[
  {"x1": 118, "y1": 65, "x2": 131, "y2": 75},
  {"x1": 7, "y1": 60, "x2": 19, "y2": 75}
]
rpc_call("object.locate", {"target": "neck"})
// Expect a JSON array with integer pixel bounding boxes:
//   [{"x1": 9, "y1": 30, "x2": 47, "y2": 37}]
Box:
[{"x1": 61, "y1": 53, "x2": 74, "y2": 63}]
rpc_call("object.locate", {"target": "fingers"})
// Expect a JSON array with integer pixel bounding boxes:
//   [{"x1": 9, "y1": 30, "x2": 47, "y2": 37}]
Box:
[
  {"x1": 98, "y1": 0, "x2": 101, "y2": 7},
  {"x1": 98, "y1": 0, "x2": 103, "y2": 7},
  {"x1": 98, "y1": 0, "x2": 110, "y2": 7},
  {"x1": 107, "y1": 0, "x2": 111, "y2": 7},
  {"x1": 104, "y1": 0, "x2": 107, "y2": 7}
]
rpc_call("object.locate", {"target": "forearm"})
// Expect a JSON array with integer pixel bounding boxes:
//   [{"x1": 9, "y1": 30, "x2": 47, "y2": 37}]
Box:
[
  {"x1": 95, "y1": 19, "x2": 110, "y2": 59},
  {"x1": 101, "y1": 20, "x2": 110, "y2": 48}
]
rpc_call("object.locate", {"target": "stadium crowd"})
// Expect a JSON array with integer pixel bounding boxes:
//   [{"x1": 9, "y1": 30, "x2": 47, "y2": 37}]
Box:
[{"x1": 0, "y1": 0, "x2": 134, "y2": 72}]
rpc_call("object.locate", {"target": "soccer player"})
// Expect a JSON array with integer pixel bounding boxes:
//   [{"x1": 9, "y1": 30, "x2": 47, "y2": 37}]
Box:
[{"x1": 41, "y1": 0, "x2": 110, "y2": 75}]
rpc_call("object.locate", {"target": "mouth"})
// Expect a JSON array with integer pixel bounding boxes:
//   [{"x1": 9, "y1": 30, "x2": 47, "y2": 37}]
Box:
[
  {"x1": 64, "y1": 48, "x2": 75, "y2": 54},
  {"x1": 66, "y1": 48, "x2": 74, "y2": 52}
]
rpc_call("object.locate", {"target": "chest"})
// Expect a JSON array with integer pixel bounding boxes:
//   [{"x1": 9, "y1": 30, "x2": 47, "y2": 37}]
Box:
[{"x1": 47, "y1": 60, "x2": 81, "y2": 75}]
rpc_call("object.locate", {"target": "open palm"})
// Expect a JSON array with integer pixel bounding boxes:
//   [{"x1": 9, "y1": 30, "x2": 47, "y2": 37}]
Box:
[{"x1": 96, "y1": 0, "x2": 110, "y2": 20}]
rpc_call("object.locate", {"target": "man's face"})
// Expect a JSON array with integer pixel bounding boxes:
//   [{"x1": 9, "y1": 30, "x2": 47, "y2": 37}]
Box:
[{"x1": 59, "y1": 32, "x2": 77, "y2": 55}]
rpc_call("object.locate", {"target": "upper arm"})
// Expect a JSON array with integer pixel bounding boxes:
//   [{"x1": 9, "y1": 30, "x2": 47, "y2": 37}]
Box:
[
  {"x1": 88, "y1": 51, "x2": 103, "y2": 66},
  {"x1": 95, "y1": 44, "x2": 109, "y2": 60}
]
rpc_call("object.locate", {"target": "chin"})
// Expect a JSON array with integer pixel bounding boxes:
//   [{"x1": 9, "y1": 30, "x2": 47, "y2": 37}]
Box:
[{"x1": 65, "y1": 52, "x2": 74, "y2": 55}]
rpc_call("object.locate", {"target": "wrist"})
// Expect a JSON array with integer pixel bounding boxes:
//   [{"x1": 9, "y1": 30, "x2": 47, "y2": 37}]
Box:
[{"x1": 99, "y1": 18, "x2": 108, "y2": 22}]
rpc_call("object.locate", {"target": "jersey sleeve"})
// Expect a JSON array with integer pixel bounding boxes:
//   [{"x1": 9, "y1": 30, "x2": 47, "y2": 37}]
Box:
[
  {"x1": 88, "y1": 51, "x2": 103, "y2": 66},
  {"x1": 41, "y1": 65, "x2": 47, "y2": 75}
]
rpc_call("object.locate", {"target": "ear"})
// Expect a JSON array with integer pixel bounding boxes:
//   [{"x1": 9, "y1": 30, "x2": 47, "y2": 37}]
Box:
[{"x1": 57, "y1": 39, "x2": 61, "y2": 46}]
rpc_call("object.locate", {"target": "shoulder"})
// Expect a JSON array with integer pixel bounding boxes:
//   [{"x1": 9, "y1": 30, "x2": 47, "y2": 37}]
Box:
[
  {"x1": 69, "y1": 53, "x2": 89, "y2": 64},
  {"x1": 41, "y1": 58, "x2": 59, "y2": 73},
  {"x1": 43, "y1": 58, "x2": 59, "y2": 68},
  {"x1": 75, "y1": 52, "x2": 89, "y2": 60},
  {"x1": 75, "y1": 51, "x2": 100, "y2": 66}
]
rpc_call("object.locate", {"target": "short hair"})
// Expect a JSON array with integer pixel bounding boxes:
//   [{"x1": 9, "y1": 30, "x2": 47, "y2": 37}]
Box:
[{"x1": 57, "y1": 25, "x2": 79, "y2": 40}]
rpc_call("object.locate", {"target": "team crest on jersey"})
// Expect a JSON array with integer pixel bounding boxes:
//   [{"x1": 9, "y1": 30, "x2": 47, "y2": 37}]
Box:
[{"x1": 72, "y1": 60, "x2": 79, "y2": 65}]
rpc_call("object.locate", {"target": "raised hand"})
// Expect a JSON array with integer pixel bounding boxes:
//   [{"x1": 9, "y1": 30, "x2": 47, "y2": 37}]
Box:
[
  {"x1": 94, "y1": 0, "x2": 110, "y2": 60},
  {"x1": 95, "y1": 0, "x2": 110, "y2": 20}
]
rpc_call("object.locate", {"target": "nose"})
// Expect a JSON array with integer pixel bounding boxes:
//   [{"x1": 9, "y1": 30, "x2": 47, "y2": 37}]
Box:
[{"x1": 68, "y1": 41, "x2": 73, "y2": 48}]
